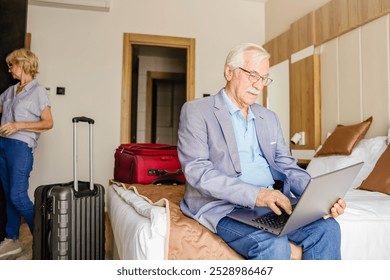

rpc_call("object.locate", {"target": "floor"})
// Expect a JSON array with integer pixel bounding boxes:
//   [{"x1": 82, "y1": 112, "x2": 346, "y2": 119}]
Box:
[
  {"x1": 0, "y1": 222, "x2": 32, "y2": 260},
  {"x1": 0, "y1": 214, "x2": 113, "y2": 260}
]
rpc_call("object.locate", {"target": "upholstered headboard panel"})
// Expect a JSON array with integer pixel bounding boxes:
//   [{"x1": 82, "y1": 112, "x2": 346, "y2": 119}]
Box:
[{"x1": 318, "y1": 14, "x2": 390, "y2": 141}]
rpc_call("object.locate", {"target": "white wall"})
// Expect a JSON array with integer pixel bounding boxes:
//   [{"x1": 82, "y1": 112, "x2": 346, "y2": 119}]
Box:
[
  {"x1": 26, "y1": 0, "x2": 266, "y2": 197},
  {"x1": 267, "y1": 60, "x2": 290, "y2": 144}
]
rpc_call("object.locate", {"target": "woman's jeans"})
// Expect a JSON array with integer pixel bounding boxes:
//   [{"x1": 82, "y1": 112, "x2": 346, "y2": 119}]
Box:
[
  {"x1": 217, "y1": 214, "x2": 341, "y2": 260},
  {"x1": 0, "y1": 137, "x2": 34, "y2": 239}
]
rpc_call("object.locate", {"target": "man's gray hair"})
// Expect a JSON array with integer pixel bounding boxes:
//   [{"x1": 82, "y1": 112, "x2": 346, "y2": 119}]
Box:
[{"x1": 225, "y1": 43, "x2": 270, "y2": 70}]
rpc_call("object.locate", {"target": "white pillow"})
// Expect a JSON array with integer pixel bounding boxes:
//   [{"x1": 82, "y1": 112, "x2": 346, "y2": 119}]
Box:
[{"x1": 306, "y1": 136, "x2": 387, "y2": 189}]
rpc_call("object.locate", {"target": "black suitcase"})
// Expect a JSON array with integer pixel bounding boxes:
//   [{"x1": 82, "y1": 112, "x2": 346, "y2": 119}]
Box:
[{"x1": 32, "y1": 116, "x2": 105, "y2": 260}]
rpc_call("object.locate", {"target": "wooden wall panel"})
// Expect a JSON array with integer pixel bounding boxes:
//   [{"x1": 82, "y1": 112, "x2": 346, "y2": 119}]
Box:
[
  {"x1": 358, "y1": 0, "x2": 390, "y2": 24},
  {"x1": 315, "y1": 0, "x2": 390, "y2": 45},
  {"x1": 26, "y1": 33, "x2": 31, "y2": 49},
  {"x1": 289, "y1": 55, "x2": 321, "y2": 150},
  {"x1": 314, "y1": 0, "x2": 359, "y2": 45},
  {"x1": 263, "y1": 30, "x2": 290, "y2": 66},
  {"x1": 314, "y1": 1, "x2": 339, "y2": 45},
  {"x1": 337, "y1": 0, "x2": 360, "y2": 34},
  {"x1": 266, "y1": 0, "x2": 390, "y2": 65},
  {"x1": 290, "y1": 12, "x2": 315, "y2": 54}
]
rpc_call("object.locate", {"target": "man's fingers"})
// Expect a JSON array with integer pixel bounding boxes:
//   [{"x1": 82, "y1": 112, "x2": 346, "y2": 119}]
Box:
[
  {"x1": 323, "y1": 213, "x2": 331, "y2": 220},
  {"x1": 323, "y1": 201, "x2": 345, "y2": 219},
  {"x1": 268, "y1": 203, "x2": 282, "y2": 215},
  {"x1": 268, "y1": 197, "x2": 292, "y2": 215},
  {"x1": 276, "y1": 200, "x2": 292, "y2": 215},
  {"x1": 256, "y1": 189, "x2": 293, "y2": 215}
]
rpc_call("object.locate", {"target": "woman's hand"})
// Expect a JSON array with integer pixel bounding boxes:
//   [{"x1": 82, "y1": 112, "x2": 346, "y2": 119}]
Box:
[{"x1": 0, "y1": 122, "x2": 18, "y2": 136}]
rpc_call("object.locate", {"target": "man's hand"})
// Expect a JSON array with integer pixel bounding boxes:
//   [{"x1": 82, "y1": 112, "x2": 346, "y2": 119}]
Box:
[
  {"x1": 323, "y1": 199, "x2": 346, "y2": 219},
  {"x1": 255, "y1": 188, "x2": 292, "y2": 215}
]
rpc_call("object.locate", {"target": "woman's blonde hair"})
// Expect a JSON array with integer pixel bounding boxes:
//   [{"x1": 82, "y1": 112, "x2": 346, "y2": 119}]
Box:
[{"x1": 6, "y1": 48, "x2": 39, "y2": 78}]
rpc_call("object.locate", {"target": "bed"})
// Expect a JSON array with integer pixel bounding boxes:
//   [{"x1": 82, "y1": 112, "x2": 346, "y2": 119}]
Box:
[
  {"x1": 306, "y1": 131, "x2": 390, "y2": 260},
  {"x1": 107, "y1": 182, "x2": 242, "y2": 260},
  {"x1": 107, "y1": 127, "x2": 390, "y2": 260}
]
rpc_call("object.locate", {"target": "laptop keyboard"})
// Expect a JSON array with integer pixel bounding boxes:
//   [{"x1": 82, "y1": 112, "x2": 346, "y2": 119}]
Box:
[{"x1": 252, "y1": 211, "x2": 289, "y2": 229}]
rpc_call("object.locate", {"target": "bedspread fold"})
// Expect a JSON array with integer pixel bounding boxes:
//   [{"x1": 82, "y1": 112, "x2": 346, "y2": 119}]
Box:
[{"x1": 112, "y1": 181, "x2": 243, "y2": 260}]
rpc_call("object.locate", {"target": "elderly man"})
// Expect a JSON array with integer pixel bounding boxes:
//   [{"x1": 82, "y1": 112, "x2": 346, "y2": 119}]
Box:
[{"x1": 177, "y1": 43, "x2": 345, "y2": 260}]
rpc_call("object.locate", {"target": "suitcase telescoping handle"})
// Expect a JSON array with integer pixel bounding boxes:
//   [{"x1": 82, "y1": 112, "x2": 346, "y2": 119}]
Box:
[{"x1": 72, "y1": 116, "x2": 94, "y2": 192}]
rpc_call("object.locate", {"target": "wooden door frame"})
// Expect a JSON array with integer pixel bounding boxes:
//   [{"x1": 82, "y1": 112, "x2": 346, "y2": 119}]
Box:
[{"x1": 120, "y1": 33, "x2": 195, "y2": 143}]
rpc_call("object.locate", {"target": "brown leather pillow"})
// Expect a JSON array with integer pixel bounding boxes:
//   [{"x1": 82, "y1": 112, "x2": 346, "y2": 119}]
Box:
[
  {"x1": 315, "y1": 116, "x2": 373, "y2": 157},
  {"x1": 357, "y1": 144, "x2": 390, "y2": 195}
]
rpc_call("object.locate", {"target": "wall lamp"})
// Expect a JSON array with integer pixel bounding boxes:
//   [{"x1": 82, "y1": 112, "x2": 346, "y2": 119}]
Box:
[{"x1": 291, "y1": 131, "x2": 305, "y2": 145}]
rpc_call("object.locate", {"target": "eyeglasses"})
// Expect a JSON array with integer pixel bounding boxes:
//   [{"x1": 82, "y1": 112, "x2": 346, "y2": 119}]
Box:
[
  {"x1": 7, "y1": 62, "x2": 13, "y2": 69},
  {"x1": 238, "y1": 67, "x2": 273, "y2": 86}
]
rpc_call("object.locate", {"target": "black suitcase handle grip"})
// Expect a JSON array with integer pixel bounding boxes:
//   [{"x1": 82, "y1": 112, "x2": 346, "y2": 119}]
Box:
[
  {"x1": 148, "y1": 168, "x2": 183, "y2": 176},
  {"x1": 72, "y1": 116, "x2": 95, "y2": 124},
  {"x1": 148, "y1": 169, "x2": 185, "y2": 185}
]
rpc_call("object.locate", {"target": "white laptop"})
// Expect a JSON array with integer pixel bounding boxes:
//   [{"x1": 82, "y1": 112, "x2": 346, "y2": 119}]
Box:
[{"x1": 227, "y1": 162, "x2": 364, "y2": 236}]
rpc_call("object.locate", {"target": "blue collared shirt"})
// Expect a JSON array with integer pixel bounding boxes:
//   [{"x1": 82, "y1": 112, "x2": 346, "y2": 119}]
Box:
[
  {"x1": 0, "y1": 79, "x2": 50, "y2": 151},
  {"x1": 223, "y1": 91, "x2": 274, "y2": 188}
]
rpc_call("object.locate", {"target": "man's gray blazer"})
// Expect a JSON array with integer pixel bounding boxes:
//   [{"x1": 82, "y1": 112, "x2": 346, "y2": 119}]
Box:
[{"x1": 178, "y1": 89, "x2": 310, "y2": 232}]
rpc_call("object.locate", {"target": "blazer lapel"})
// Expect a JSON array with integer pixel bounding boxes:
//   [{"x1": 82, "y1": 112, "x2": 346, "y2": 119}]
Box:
[
  {"x1": 214, "y1": 91, "x2": 241, "y2": 174},
  {"x1": 253, "y1": 107, "x2": 273, "y2": 162},
  {"x1": 253, "y1": 106, "x2": 290, "y2": 195}
]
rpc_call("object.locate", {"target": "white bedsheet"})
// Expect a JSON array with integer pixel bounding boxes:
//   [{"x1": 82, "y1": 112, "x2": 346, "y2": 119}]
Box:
[
  {"x1": 337, "y1": 189, "x2": 390, "y2": 260},
  {"x1": 107, "y1": 185, "x2": 167, "y2": 260},
  {"x1": 108, "y1": 184, "x2": 390, "y2": 260}
]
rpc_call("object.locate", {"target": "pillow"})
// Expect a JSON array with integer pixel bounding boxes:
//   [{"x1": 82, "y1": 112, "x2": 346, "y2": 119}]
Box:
[
  {"x1": 314, "y1": 116, "x2": 373, "y2": 157},
  {"x1": 306, "y1": 136, "x2": 387, "y2": 189},
  {"x1": 357, "y1": 144, "x2": 390, "y2": 195}
]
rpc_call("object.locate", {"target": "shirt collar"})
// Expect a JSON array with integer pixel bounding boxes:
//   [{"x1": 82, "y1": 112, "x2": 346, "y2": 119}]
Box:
[
  {"x1": 14, "y1": 79, "x2": 37, "y2": 96},
  {"x1": 15, "y1": 79, "x2": 37, "y2": 90},
  {"x1": 222, "y1": 89, "x2": 255, "y2": 120},
  {"x1": 23, "y1": 79, "x2": 37, "y2": 90}
]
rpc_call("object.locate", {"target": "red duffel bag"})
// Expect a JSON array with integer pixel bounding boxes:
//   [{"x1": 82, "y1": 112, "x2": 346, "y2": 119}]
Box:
[{"x1": 114, "y1": 143, "x2": 185, "y2": 184}]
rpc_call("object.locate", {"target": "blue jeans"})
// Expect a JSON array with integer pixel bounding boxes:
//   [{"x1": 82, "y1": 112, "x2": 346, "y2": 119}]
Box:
[
  {"x1": 217, "y1": 215, "x2": 341, "y2": 260},
  {"x1": 0, "y1": 137, "x2": 34, "y2": 239}
]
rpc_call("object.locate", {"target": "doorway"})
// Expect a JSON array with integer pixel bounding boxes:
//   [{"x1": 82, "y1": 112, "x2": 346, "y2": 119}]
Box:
[
  {"x1": 120, "y1": 33, "x2": 195, "y2": 144},
  {"x1": 146, "y1": 71, "x2": 186, "y2": 144}
]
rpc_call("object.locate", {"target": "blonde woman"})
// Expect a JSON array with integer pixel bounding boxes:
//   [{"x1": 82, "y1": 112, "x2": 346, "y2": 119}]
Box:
[{"x1": 0, "y1": 48, "x2": 53, "y2": 258}]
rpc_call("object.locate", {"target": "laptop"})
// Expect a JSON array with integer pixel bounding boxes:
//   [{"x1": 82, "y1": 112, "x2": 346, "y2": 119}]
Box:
[{"x1": 227, "y1": 161, "x2": 364, "y2": 236}]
